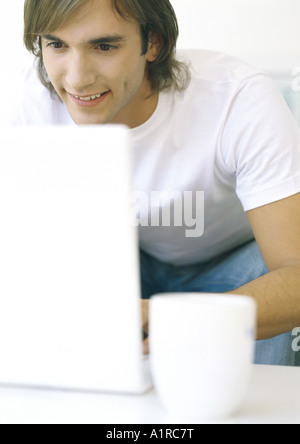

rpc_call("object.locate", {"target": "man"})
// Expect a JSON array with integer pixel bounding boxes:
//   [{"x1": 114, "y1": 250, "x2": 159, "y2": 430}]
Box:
[{"x1": 7, "y1": 0, "x2": 300, "y2": 364}]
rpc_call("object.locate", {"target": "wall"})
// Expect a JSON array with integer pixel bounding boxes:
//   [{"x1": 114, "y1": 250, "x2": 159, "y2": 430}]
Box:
[
  {"x1": 1, "y1": 0, "x2": 32, "y2": 85},
  {"x1": 172, "y1": 0, "x2": 300, "y2": 70}
]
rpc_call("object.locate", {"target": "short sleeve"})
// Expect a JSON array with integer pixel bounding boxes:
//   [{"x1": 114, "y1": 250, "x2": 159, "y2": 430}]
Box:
[{"x1": 220, "y1": 73, "x2": 300, "y2": 211}]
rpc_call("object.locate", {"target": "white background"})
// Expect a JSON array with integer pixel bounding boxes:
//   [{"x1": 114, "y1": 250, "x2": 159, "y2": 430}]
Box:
[
  {"x1": 2, "y1": 0, "x2": 300, "y2": 97},
  {"x1": 174, "y1": 0, "x2": 300, "y2": 63}
]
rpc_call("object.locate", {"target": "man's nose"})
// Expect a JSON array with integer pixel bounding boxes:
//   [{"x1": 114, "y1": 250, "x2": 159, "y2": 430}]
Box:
[{"x1": 65, "y1": 52, "x2": 97, "y2": 92}]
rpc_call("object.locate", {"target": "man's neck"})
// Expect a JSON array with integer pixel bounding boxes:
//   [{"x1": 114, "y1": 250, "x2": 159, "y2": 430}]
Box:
[{"x1": 111, "y1": 77, "x2": 159, "y2": 129}]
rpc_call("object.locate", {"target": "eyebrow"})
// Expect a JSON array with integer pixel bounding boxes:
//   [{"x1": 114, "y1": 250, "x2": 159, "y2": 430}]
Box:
[{"x1": 41, "y1": 34, "x2": 127, "y2": 46}]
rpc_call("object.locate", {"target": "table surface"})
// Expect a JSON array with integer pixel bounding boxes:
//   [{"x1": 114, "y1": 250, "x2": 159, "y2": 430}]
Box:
[{"x1": 0, "y1": 365, "x2": 299, "y2": 424}]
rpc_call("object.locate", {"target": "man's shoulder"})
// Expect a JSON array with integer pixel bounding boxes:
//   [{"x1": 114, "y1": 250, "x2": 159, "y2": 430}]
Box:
[{"x1": 176, "y1": 48, "x2": 267, "y2": 87}]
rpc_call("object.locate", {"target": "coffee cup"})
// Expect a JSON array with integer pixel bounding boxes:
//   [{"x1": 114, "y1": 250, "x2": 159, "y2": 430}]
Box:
[{"x1": 149, "y1": 293, "x2": 256, "y2": 420}]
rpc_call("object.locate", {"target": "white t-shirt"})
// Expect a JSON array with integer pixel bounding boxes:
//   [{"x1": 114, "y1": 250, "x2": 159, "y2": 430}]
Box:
[{"x1": 3, "y1": 49, "x2": 300, "y2": 266}]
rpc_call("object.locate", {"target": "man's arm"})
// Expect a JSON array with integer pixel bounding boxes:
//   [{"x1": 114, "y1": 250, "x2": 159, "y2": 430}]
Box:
[{"x1": 231, "y1": 192, "x2": 300, "y2": 340}]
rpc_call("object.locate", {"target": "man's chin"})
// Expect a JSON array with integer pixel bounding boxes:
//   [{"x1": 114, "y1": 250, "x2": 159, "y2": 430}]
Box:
[{"x1": 68, "y1": 110, "x2": 110, "y2": 126}]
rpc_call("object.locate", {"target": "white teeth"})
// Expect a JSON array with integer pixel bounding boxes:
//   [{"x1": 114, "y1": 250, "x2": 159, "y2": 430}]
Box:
[{"x1": 74, "y1": 93, "x2": 104, "y2": 101}]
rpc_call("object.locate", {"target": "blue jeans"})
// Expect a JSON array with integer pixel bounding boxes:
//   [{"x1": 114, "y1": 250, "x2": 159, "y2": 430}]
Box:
[{"x1": 140, "y1": 240, "x2": 300, "y2": 366}]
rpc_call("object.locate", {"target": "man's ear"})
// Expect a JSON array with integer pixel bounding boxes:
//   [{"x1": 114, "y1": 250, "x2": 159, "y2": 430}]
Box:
[{"x1": 146, "y1": 32, "x2": 162, "y2": 62}]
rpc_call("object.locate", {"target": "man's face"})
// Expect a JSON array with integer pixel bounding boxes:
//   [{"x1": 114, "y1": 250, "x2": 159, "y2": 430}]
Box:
[{"x1": 41, "y1": 0, "x2": 157, "y2": 126}]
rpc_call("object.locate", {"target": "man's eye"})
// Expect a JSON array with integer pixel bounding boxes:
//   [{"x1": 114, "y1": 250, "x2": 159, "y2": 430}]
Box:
[
  {"x1": 47, "y1": 42, "x2": 64, "y2": 49},
  {"x1": 98, "y1": 44, "x2": 115, "y2": 52}
]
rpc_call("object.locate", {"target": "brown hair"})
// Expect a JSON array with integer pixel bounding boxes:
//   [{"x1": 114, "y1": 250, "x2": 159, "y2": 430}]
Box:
[{"x1": 23, "y1": 0, "x2": 190, "y2": 96}]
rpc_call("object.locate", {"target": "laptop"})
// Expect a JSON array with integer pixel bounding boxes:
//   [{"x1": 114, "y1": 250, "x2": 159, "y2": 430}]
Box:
[{"x1": 0, "y1": 125, "x2": 151, "y2": 394}]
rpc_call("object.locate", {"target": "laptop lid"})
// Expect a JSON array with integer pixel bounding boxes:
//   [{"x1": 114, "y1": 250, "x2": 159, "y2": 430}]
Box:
[{"x1": 0, "y1": 125, "x2": 149, "y2": 394}]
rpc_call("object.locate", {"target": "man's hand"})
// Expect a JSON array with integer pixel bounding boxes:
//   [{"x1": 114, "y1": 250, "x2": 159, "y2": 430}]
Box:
[{"x1": 141, "y1": 299, "x2": 150, "y2": 354}]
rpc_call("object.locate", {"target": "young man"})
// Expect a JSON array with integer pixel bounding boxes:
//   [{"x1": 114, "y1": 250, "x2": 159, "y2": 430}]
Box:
[{"x1": 7, "y1": 0, "x2": 300, "y2": 364}]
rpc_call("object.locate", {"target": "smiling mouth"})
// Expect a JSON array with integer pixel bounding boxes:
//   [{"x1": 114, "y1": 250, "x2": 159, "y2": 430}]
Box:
[{"x1": 71, "y1": 91, "x2": 109, "y2": 101}]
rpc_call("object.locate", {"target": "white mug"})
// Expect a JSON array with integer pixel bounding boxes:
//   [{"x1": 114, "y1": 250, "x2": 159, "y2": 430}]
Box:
[{"x1": 149, "y1": 293, "x2": 257, "y2": 420}]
